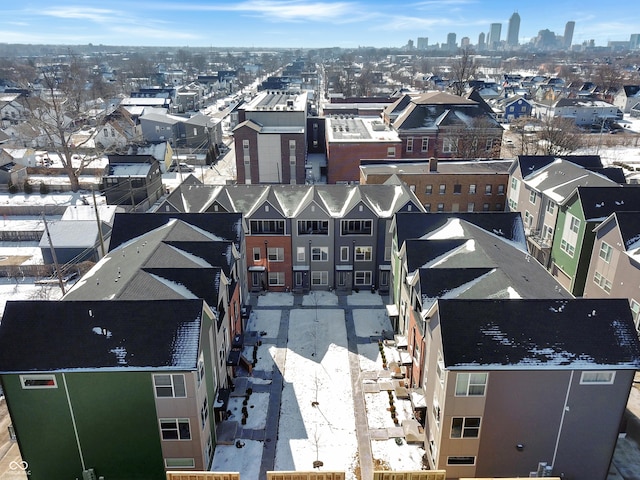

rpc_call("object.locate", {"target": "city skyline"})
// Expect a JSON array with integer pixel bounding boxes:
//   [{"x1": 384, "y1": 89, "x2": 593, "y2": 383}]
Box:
[{"x1": 0, "y1": 1, "x2": 638, "y2": 49}]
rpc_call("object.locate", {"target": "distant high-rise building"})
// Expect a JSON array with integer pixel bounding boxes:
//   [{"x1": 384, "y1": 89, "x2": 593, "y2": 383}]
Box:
[
  {"x1": 478, "y1": 32, "x2": 486, "y2": 50},
  {"x1": 507, "y1": 12, "x2": 520, "y2": 46},
  {"x1": 447, "y1": 32, "x2": 457, "y2": 50},
  {"x1": 489, "y1": 23, "x2": 502, "y2": 49},
  {"x1": 564, "y1": 21, "x2": 575, "y2": 48},
  {"x1": 461, "y1": 37, "x2": 470, "y2": 47},
  {"x1": 417, "y1": 37, "x2": 429, "y2": 50},
  {"x1": 630, "y1": 33, "x2": 640, "y2": 50},
  {"x1": 406, "y1": 39, "x2": 414, "y2": 50}
]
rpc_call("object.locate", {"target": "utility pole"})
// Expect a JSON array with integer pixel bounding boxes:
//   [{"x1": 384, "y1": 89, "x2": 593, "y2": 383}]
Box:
[
  {"x1": 91, "y1": 188, "x2": 106, "y2": 257},
  {"x1": 42, "y1": 213, "x2": 66, "y2": 295}
]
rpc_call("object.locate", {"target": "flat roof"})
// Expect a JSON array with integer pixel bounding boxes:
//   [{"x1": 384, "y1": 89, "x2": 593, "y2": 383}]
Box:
[
  {"x1": 360, "y1": 159, "x2": 512, "y2": 176},
  {"x1": 244, "y1": 90, "x2": 307, "y2": 111},
  {"x1": 326, "y1": 116, "x2": 399, "y2": 143}
]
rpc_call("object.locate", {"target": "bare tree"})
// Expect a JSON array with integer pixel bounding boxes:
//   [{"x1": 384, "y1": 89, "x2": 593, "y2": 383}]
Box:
[
  {"x1": 535, "y1": 116, "x2": 582, "y2": 156},
  {"x1": 24, "y1": 60, "x2": 97, "y2": 191},
  {"x1": 509, "y1": 117, "x2": 543, "y2": 155},
  {"x1": 449, "y1": 47, "x2": 477, "y2": 96}
]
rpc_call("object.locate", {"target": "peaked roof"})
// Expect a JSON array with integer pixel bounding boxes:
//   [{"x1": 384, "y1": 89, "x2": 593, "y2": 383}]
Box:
[
  {"x1": 438, "y1": 298, "x2": 640, "y2": 369},
  {"x1": 0, "y1": 299, "x2": 204, "y2": 373},
  {"x1": 395, "y1": 212, "x2": 527, "y2": 250},
  {"x1": 516, "y1": 155, "x2": 604, "y2": 179},
  {"x1": 64, "y1": 219, "x2": 229, "y2": 305},
  {"x1": 574, "y1": 186, "x2": 640, "y2": 221},
  {"x1": 108, "y1": 213, "x2": 242, "y2": 251},
  {"x1": 404, "y1": 219, "x2": 571, "y2": 306}
]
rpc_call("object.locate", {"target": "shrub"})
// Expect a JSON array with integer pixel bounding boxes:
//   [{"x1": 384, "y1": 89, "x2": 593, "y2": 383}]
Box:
[
  {"x1": 39, "y1": 181, "x2": 49, "y2": 194},
  {"x1": 8, "y1": 181, "x2": 18, "y2": 194},
  {"x1": 23, "y1": 181, "x2": 33, "y2": 194}
]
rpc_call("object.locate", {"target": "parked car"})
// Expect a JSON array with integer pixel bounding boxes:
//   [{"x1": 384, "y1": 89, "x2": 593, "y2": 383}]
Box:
[{"x1": 169, "y1": 162, "x2": 195, "y2": 173}]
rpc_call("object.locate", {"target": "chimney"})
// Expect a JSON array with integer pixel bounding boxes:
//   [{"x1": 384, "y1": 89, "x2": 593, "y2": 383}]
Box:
[{"x1": 429, "y1": 157, "x2": 438, "y2": 172}]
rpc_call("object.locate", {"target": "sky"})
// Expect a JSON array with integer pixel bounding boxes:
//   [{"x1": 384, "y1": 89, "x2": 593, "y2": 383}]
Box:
[{"x1": 1, "y1": 1, "x2": 639, "y2": 50}]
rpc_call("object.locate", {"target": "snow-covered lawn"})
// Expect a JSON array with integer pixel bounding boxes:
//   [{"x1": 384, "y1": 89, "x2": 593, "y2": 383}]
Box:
[
  {"x1": 212, "y1": 292, "x2": 426, "y2": 478},
  {"x1": 246, "y1": 309, "x2": 281, "y2": 338},
  {"x1": 275, "y1": 308, "x2": 358, "y2": 475},
  {"x1": 0, "y1": 278, "x2": 64, "y2": 318}
]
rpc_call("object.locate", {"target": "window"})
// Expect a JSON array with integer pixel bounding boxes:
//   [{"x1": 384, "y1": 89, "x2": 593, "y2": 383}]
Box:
[
  {"x1": 511, "y1": 177, "x2": 518, "y2": 190},
  {"x1": 268, "y1": 272, "x2": 285, "y2": 286},
  {"x1": 341, "y1": 219, "x2": 372, "y2": 235},
  {"x1": 103, "y1": 128, "x2": 109, "y2": 137},
  {"x1": 443, "y1": 137, "x2": 458, "y2": 153},
  {"x1": 193, "y1": 128, "x2": 198, "y2": 136},
  {"x1": 439, "y1": 184, "x2": 446, "y2": 194},
  {"x1": 297, "y1": 247, "x2": 305, "y2": 262},
  {"x1": 560, "y1": 214, "x2": 580, "y2": 257},
  {"x1": 253, "y1": 247, "x2": 261, "y2": 261},
  {"x1": 268, "y1": 247, "x2": 284, "y2": 262},
  {"x1": 451, "y1": 417, "x2": 481, "y2": 438},
  {"x1": 424, "y1": 203, "x2": 431, "y2": 212},
  {"x1": 469, "y1": 184, "x2": 476, "y2": 194},
  {"x1": 289, "y1": 140, "x2": 296, "y2": 152},
  {"x1": 436, "y1": 354, "x2": 445, "y2": 385},
  {"x1": 453, "y1": 184, "x2": 462, "y2": 194},
  {"x1": 201, "y1": 396, "x2": 209, "y2": 428},
  {"x1": 311, "y1": 247, "x2": 328, "y2": 262},
  {"x1": 387, "y1": 147, "x2": 396, "y2": 157},
  {"x1": 570, "y1": 215, "x2": 581, "y2": 233},
  {"x1": 485, "y1": 138, "x2": 494, "y2": 151},
  {"x1": 437, "y1": 203, "x2": 445, "y2": 212},
  {"x1": 467, "y1": 202, "x2": 475, "y2": 212},
  {"x1": 599, "y1": 242, "x2": 613, "y2": 263},
  {"x1": 242, "y1": 139, "x2": 249, "y2": 149},
  {"x1": 298, "y1": 220, "x2": 329, "y2": 235},
  {"x1": 160, "y1": 419, "x2": 191, "y2": 440},
  {"x1": 20, "y1": 374, "x2": 57, "y2": 389},
  {"x1": 384, "y1": 246, "x2": 392, "y2": 262},
  {"x1": 165, "y1": 458, "x2": 195, "y2": 469},
  {"x1": 433, "y1": 401, "x2": 441, "y2": 428},
  {"x1": 495, "y1": 203, "x2": 502, "y2": 211},
  {"x1": 455, "y1": 372, "x2": 487, "y2": 396},
  {"x1": 524, "y1": 210, "x2": 533, "y2": 227},
  {"x1": 630, "y1": 299, "x2": 640, "y2": 331},
  {"x1": 529, "y1": 190, "x2": 537, "y2": 204},
  {"x1": 485, "y1": 185, "x2": 492, "y2": 195},
  {"x1": 425, "y1": 185, "x2": 433, "y2": 195},
  {"x1": 483, "y1": 203, "x2": 490, "y2": 211},
  {"x1": 340, "y1": 246, "x2": 349, "y2": 262},
  {"x1": 546, "y1": 200, "x2": 556, "y2": 215},
  {"x1": 311, "y1": 271, "x2": 328, "y2": 285},
  {"x1": 406, "y1": 137, "x2": 414, "y2": 153},
  {"x1": 355, "y1": 246, "x2": 372, "y2": 261},
  {"x1": 580, "y1": 371, "x2": 615, "y2": 384},
  {"x1": 354, "y1": 271, "x2": 372, "y2": 285},
  {"x1": 447, "y1": 457, "x2": 475, "y2": 466},
  {"x1": 197, "y1": 356, "x2": 206, "y2": 387},
  {"x1": 593, "y1": 271, "x2": 612, "y2": 293},
  {"x1": 421, "y1": 137, "x2": 429, "y2": 152},
  {"x1": 250, "y1": 220, "x2": 285, "y2": 235},
  {"x1": 154, "y1": 374, "x2": 186, "y2": 398},
  {"x1": 542, "y1": 224, "x2": 554, "y2": 242}
]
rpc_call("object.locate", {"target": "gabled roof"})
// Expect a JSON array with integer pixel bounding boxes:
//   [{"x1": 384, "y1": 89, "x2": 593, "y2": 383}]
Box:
[
  {"x1": 108, "y1": 213, "x2": 242, "y2": 251},
  {"x1": 406, "y1": 219, "x2": 571, "y2": 305},
  {"x1": 438, "y1": 298, "x2": 640, "y2": 369},
  {"x1": 574, "y1": 186, "x2": 640, "y2": 221},
  {"x1": 520, "y1": 157, "x2": 622, "y2": 204},
  {"x1": 0, "y1": 299, "x2": 204, "y2": 373},
  {"x1": 516, "y1": 155, "x2": 604, "y2": 179},
  {"x1": 621, "y1": 85, "x2": 640, "y2": 98},
  {"x1": 395, "y1": 212, "x2": 526, "y2": 250},
  {"x1": 64, "y1": 219, "x2": 227, "y2": 302}
]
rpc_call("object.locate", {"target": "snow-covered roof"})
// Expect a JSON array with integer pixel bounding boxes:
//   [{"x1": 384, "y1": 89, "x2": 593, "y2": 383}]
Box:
[
  {"x1": 439, "y1": 298, "x2": 640, "y2": 369},
  {"x1": 0, "y1": 299, "x2": 204, "y2": 372}
]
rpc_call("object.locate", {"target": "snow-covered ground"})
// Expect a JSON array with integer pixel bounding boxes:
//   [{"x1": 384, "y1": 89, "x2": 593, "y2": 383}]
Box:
[
  {"x1": 0, "y1": 277, "x2": 64, "y2": 318},
  {"x1": 211, "y1": 292, "x2": 426, "y2": 478}
]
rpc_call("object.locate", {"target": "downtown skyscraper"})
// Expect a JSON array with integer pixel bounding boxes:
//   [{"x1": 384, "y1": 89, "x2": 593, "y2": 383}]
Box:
[{"x1": 507, "y1": 12, "x2": 520, "y2": 46}]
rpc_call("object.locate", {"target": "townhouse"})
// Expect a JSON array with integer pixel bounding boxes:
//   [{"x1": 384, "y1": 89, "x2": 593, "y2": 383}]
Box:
[
  {"x1": 156, "y1": 181, "x2": 423, "y2": 294},
  {"x1": 233, "y1": 90, "x2": 308, "y2": 185},
  {"x1": 584, "y1": 211, "x2": 640, "y2": 332},
  {"x1": 550, "y1": 186, "x2": 640, "y2": 296},
  {"x1": 507, "y1": 155, "x2": 625, "y2": 267},
  {"x1": 102, "y1": 154, "x2": 164, "y2": 211},
  {"x1": 389, "y1": 211, "x2": 640, "y2": 479},
  {"x1": 0, "y1": 212, "x2": 248, "y2": 479},
  {"x1": 0, "y1": 298, "x2": 217, "y2": 479}
]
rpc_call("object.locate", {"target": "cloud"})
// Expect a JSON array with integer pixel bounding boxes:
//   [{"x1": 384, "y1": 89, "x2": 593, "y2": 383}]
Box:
[
  {"x1": 39, "y1": 7, "x2": 117, "y2": 23},
  {"x1": 153, "y1": 0, "x2": 362, "y2": 23}
]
